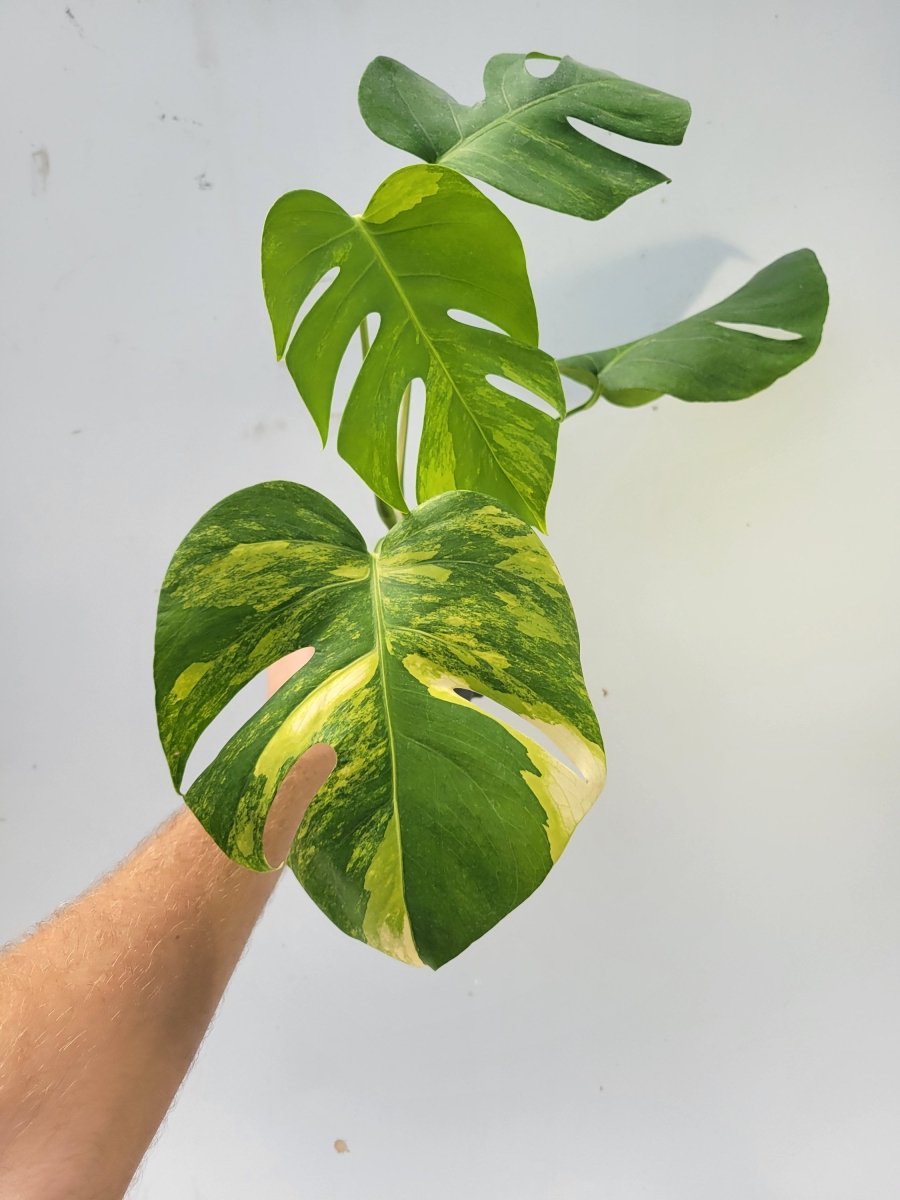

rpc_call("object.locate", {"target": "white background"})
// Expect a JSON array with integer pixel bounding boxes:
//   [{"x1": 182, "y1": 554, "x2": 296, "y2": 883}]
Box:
[{"x1": 2, "y1": 1, "x2": 899, "y2": 1196}]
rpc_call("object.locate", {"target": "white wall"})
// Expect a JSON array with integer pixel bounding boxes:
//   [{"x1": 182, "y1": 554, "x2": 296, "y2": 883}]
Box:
[{"x1": 2, "y1": 1, "x2": 899, "y2": 1196}]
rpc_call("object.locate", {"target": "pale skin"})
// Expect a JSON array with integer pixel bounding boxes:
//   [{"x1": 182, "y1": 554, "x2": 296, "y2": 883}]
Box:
[{"x1": 0, "y1": 653, "x2": 332, "y2": 1199}]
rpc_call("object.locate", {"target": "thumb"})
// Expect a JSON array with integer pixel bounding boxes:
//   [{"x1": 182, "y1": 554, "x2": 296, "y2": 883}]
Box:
[
  {"x1": 263, "y1": 742, "x2": 336, "y2": 869},
  {"x1": 262, "y1": 647, "x2": 336, "y2": 868}
]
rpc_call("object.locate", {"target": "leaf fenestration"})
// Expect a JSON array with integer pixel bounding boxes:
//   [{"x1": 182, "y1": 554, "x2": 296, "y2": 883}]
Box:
[
  {"x1": 155, "y1": 483, "x2": 605, "y2": 969},
  {"x1": 358, "y1": 52, "x2": 691, "y2": 220},
  {"x1": 559, "y1": 250, "x2": 829, "y2": 411},
  {"x1": 262, "y1": 164, "x2": 564, "y2": 531}
]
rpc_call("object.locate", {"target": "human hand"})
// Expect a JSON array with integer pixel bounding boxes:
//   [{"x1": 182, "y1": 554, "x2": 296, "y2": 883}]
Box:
[{"x1": 262, "y1": 648, "x2": 336, "y2": 867}]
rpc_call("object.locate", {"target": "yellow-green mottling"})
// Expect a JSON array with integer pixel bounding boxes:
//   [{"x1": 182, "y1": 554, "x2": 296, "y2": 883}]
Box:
[
  {"x1": 254, "y1": 652, "x2": 377, "y2": 785},
  {"x1": 155, "y1": 481, "x2": 604, "y2": 969},
  {"x1": 170, "y1": 660, "x2": 214, "y2": 703},
  {"x1": 262, "y1": 162, "x2": 565, "y2": 531}
]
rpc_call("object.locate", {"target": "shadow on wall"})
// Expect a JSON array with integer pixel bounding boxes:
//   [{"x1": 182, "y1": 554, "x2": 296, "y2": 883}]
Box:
[{"x1": 539, "y1": 235, "x2": 741, "y2": 363}]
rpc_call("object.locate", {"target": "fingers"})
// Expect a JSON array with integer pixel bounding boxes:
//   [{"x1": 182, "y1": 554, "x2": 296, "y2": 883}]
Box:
[
  {"x1": 262, "y1": 742, "x2": 337, "y2": 869},
  {"x1": 266, "y1": 646, "x2": 315, "y2": 697},
  {"x1": 262, "y1": 648, "x2": 335, "y2": 867}
]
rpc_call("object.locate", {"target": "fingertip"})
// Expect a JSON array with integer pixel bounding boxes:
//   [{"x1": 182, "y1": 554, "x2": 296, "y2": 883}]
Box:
[
  {"x1": 262, "y1": 742, "x2": 336, "y2": 868},
  {"x1": 266, "y1": 647, "x2": 315, "y2": 698}
]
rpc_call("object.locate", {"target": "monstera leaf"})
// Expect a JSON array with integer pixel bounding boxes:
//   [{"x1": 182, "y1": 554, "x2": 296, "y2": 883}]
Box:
[
  {"x1": 358, "y1": 52, "x2": 691, "y2": 220},
  {"x1": 155, "y1": 482, "x2": 605, "y2": 969},
  {"x1": 262, "y1": 163, "x2": 564, "y2": 531},
  {"x1": 559, "y1": 250, "x2": 829, "y2": 411}
]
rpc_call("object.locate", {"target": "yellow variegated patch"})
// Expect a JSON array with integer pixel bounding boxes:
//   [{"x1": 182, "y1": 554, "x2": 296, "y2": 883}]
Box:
[{"x1": 155, "y1": 482, "x2": 604, "y2": 968}]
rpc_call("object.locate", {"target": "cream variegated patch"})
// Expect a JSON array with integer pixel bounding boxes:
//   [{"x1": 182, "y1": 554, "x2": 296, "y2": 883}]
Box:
[
  {"x1": 400, "y1": 652, "x2": 605, "y2": 861},
  {"x1": 254, "y1": 651, "x2": 377, "y2": 784},
  {"x1": 159, "y1": 483, "x2": 604, "y2": 967},
  {"x1": 362, "y1": 815, "x2": 424, "y2": 967}
]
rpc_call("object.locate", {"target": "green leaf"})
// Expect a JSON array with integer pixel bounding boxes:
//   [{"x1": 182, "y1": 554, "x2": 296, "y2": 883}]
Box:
[
  {"x1": 262, "y1": 163, "x2": 564, "y2": 531},
  {"x1": 155, "y1": 482, "x2": 605, "y2": 969},
  {"x1": 559, "y1": 250, "x2": 829, "y2": 411},
  {"x1": 358, "y1": 52, "x2": 691, "y2": 220}
]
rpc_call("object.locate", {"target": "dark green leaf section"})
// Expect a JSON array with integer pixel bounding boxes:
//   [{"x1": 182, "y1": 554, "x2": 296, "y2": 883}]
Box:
[
  {"x1": 262, "y1": 163, "x2": 564, "y2": 530},
  {"x1": 559, "y1": 250, "x2": 829, "y2": 410},
  {"x1": 358, "y1": 52, "x2": 691, "y2": 220},
  {"x1": 155, "y1": 483, "x2": 605, "y2": 968}
]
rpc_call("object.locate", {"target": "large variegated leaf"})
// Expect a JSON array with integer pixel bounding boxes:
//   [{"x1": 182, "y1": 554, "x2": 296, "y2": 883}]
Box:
[
  {"x1": 155, "y1": 482, "x2": 605, "y2": 969},
  {"x1": 262, "y1": 163, "x2": 564, "y2": 531},
  {"x1": 559, "y1": 250, "x2": 829, "y2": 411},
  {"x1": 358, "y1": 52, "x2": 691, "y2": 220}
]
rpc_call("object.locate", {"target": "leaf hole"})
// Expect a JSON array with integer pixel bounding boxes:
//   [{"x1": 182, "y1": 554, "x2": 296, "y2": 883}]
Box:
[
  {"x1": 447, "y1": 308, "x2": 509, "y2": 337},
  {"x1": 454, "y1": 689, "x2": 585, "y2": 781},
  {"x1": 486, "y1": 374, "x2": 561, "y2": 419},
  {"x1": 332, "y1": 312, "x2": 381, "y2": 428},
  {"x1": 566, "y1": 115, "x2": 619, "y2": 148},
  {"x1": 714, "y1": 320, "x2": 802, "y2": 341},
  {"x1": 524, "y1": 54, "x2": 561, "y2": 79},
  {"x1": 401, "y1": 377, "x2": 426, "y2": 502},
  {"x1": 283, "y1": 266, "x2": 339, "y2": 356},
  {"x1": 359, "y1": 310, "x2": 382, "y2": 353},
  {"x1": 566, "y1": 115, "x2": 664, "y2": 165},
  {"x1": 180, "y1": 647, "x2": 315, "y2": 793}
]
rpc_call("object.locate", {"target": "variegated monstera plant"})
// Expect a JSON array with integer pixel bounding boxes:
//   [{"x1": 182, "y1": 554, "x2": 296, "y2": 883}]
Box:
[{"x1": 155, "y1": 53, "x2": 828, "y2": 969}]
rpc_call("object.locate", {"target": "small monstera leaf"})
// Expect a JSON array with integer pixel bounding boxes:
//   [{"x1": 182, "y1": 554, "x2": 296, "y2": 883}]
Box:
[
  {"x1": 262, "y1": 163, "x2": 564, "y2": 531},
  {"x1": 155, "y1": 482, "x2": 605, "y2": 969},
  {"x1": 559, "y1": 249, "x2": 829, "y2": 411},
  {"x1": 358, "y1": 52, "x2": 691, "y2": 220}
]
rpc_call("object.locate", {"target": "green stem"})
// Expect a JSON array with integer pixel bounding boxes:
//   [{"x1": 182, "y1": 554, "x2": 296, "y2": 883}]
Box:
[
  {"x1": 360, "y1": 318, "x2": 400, "y2": 531},
  {"x1": 396, "y1": 383, "x2": 411, "y2": 490},
  {"x1": 565, "y1": 380, "x2": 604, "y2": 419},
  {"x1": 375, "y1": 495, "x2": 398, "y2": 529}
]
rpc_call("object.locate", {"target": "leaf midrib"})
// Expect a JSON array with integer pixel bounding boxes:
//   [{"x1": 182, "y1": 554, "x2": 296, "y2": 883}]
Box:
[
  {"x1": 586, "y1": 320, "x2": 809, "y2": 394},
  {"x1": 438, "y1": 76, "x2": 619, "y2": 163},
  {"x1": 369, "y1": 544, "x2": 414, "y2": 949},
  {"x1": 352, "y1": 216, "x2": 539, "y2": 524}
]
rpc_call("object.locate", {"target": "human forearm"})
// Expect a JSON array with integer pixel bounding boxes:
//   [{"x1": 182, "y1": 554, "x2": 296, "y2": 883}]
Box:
[{"x1": 0, "y1": 742, "x2": 333, "y2": 1199}]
